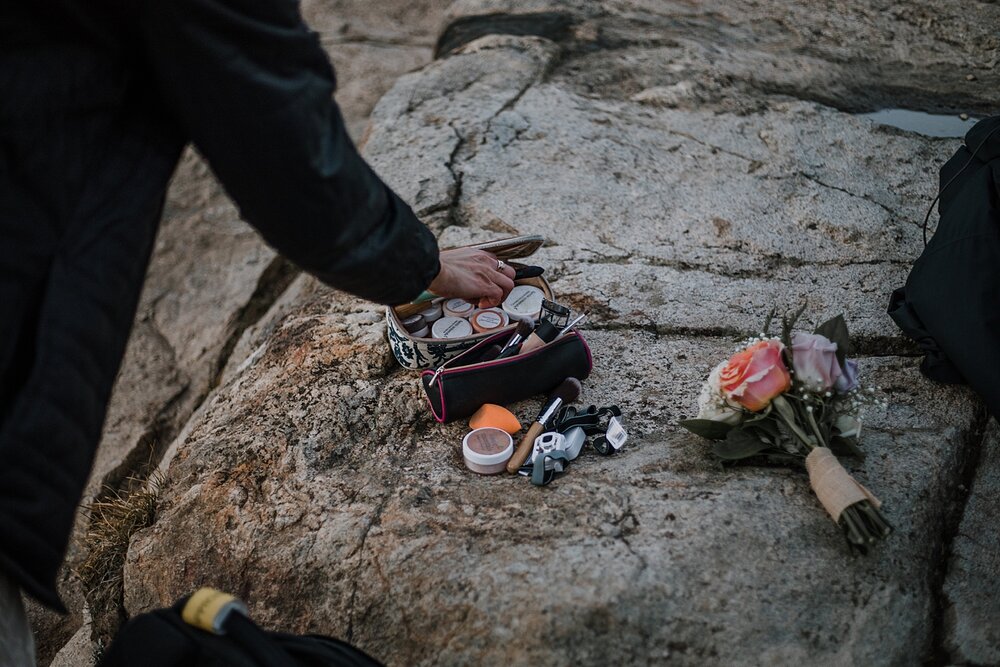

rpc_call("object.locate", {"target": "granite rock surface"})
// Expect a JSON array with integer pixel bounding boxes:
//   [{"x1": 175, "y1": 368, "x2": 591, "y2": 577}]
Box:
[
  {"x1": 119, "y1": 1, "x2": 999, "y2": 666},
  {"x1": 943, "y1": 421, "x2": 1000, "y2": 666}
]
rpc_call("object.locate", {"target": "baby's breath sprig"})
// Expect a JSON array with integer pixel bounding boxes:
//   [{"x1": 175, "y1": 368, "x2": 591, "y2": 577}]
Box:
[{"x1": 837, "y1": 383, "x2": 890, "y2": 418}]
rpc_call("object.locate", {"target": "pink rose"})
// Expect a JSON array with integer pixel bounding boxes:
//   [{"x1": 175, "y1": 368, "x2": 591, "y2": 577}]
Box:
[
  {"x1": 790, "y1": 332, "x2": 842, "y2": 391},
  {"x1": 719, "y1": 339, "x2": 792, "y2": 412}
]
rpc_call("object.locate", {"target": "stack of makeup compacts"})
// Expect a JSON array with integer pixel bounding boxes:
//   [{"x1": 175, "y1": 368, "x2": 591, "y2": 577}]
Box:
[{"x1": 387, "y1": 237, "x2": 628, "y2": 486}]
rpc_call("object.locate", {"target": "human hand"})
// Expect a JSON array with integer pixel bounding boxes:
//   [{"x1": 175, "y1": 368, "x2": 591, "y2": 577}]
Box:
[{"x1": 428, "y1": 248, "x2": 516, "y2": 308}]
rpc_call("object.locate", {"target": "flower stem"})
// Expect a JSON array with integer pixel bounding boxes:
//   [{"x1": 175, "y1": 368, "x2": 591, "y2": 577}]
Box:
[
  {"x1": 839, "y1": 501, "x2": 893, "y2": 553},
  {"x1": 771, "y1": 396, "x2": 815, "y2": 452},
  {"x1": 804, "y1": 405, "x2": 828, "y2": 449}
]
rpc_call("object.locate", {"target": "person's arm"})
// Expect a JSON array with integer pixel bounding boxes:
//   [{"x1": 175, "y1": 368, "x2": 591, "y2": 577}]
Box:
[{"x1": 140, "y1": 0, "x2": 447, "y2": 304}]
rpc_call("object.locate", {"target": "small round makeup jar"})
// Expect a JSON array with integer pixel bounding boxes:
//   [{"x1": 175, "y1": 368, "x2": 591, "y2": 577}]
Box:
[
  {"x1": 462, "y1": 427, "x2": 514, "y2": 475},
  {"x1": 431, "y1": 316, "x2": 473, "y2": 339},
  {"x1": 470, "y1": 308, "x2": 509, "y2": 334},
  {"x1": 419, "y1": 300, "x2": 444, "y2": 324},
  {"x1": 401, "y1": 314, "x2": 430, "y2": 338},
  {"x1": 502, "y1": 285, "x2": 544, "y2": 322},
  {"x1": 443, "y1": 298, "x2": 476, "y2": 319}
]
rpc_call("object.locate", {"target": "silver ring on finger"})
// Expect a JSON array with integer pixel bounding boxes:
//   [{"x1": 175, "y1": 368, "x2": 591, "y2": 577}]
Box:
[{"x1": 497, "y1": 259, "x2": 507, "y2": 272}]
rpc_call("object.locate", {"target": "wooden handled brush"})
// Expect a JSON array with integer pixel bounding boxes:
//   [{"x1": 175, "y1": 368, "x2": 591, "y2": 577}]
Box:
[
  {"x1": 506, "y1": 378, "x2": 582, "y2": 473},
  {"x1": 393, "y1": 295, "x2": 439, "y2": 320}
]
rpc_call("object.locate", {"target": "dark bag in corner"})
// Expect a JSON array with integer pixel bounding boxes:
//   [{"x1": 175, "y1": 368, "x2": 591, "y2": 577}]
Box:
[
  {"x1": 888, "y1": 116, "x2": 1000, "y2": 416},
  {"x1": 421, "y1": 329, "x2": 593, "y2": 423},
  {"x1": 98, "y1": 588, "x2": 383, "y2": 667}
]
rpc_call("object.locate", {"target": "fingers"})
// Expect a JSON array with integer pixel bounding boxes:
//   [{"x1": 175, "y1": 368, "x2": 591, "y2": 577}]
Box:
[
  {"x1": 498, "y1": 261, "x2": 516, "y2": 281},
  {"x1": 478, "y1": 282, "x2": 504, "y2": 309},
  {"x1": 480, "y1": 253, "x2": 515, "y2": 306},
  {"x1": 430, "y1": 249, "x2": 519, "y2": 307},
  {"x1": 492, "y1": 271, "x2": 515, "y2": 297},
  {"x1": 481, "y1": 252, "x2": 515, "y2": 278},
  {"x1": 481, "y1": 252, "x2": 515, "y2": 288}
]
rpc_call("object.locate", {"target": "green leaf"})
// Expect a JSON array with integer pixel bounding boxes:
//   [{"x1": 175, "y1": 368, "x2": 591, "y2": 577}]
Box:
[
  {"x1": 763, "y1": 452, "x2": 804, "y2": 465},
  {"x1": 679, "y1": 419, "x2": 736, "y2": 441},
  {"x1": 745, "y1": 419, "x2": 780, "y2": 439},
  {"x1": 815, "y1": 314, "x2": 850, "y2": 369},
  {"x1": 830, "y1": 435, "x2": 865, "y2": 460},
  {"x1": 743, "y1": 403, "x2": 773, "y2": 423},
  {"x1": 713, "y1": 428, "x2": 771, "y2": 460},
  {"x1": 776, "y1": 420, "x2": 805, "y2": 455}
]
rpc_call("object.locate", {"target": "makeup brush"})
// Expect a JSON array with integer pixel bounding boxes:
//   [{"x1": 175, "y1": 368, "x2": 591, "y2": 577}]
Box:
[
  {"x1": 495, "y1": 320, "x2": 533, "y2": 359},
  {"x1": 394, "y1": 294, "x2": 440, "y2": 320},
  {"x1": 554, "y1": 313, "x2": 587, "y2": 340},
  {"x1": 517, "y1": 320, "x2": 559, "y2": 355},
  {"x1": 506, "y1": 377, "x2": 582, "y2": 473}
]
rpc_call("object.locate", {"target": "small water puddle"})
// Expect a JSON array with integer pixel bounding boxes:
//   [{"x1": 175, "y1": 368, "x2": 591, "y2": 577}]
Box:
[{"x1": 859, "y1": 108, "x2": 978, "y2": 138}]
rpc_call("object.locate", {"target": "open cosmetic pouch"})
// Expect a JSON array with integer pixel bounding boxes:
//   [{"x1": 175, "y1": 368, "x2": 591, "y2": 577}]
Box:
[
  {"x1": 421, "y1": 327, "x2": 593, "y2": 423},
  {"x1": 386, "y1": 235, "x2": 552, "y2": 370}
]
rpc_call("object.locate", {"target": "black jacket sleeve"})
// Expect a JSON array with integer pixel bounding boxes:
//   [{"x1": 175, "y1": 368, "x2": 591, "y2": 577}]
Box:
[{"x1": 140, "y1": 0, "x2": 439, "y2": 304}]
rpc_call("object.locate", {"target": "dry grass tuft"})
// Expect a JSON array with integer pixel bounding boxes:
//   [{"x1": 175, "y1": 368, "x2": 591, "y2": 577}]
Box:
[{"x1": 77, "y1": 472, "x2": 164, "y2": 645}]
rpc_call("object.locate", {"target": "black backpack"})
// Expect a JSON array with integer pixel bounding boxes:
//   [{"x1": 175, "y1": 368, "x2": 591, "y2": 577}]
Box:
[
  {"x1": 889, "y1": 116, "x2": 1000, "y2": 416},
  {"x1": 98, "y1": 589, "x2": 384, "y2": 667}
]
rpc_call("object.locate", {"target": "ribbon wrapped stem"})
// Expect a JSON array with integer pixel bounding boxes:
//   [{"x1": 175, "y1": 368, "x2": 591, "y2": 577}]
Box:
[{"x1": 805, "y1": 447, "x2": 893, "y2": 553}]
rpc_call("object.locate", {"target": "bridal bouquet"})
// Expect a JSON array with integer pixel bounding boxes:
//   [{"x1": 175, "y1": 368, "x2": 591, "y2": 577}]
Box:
[{"x1": 680, "y1": 309, "x2": 892, "y2": 553}]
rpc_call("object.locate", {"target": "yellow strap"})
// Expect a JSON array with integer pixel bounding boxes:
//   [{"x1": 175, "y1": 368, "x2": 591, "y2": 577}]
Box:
[{"x1": 182, "y1": 588, "x2": 247, "y2": 635}]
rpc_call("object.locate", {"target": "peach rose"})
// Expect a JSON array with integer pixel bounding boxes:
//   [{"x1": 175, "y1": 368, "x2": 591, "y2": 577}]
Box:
[
  {"x1": 719, "y1": 339, "x2": 792, "y2": 412},
  {"x1": 696, "y1": 361, "x2": 743, "y2": 424}
]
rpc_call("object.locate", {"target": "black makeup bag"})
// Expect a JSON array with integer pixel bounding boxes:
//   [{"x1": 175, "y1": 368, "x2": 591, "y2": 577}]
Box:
[{"x1": 420, "y1": 328, "x2": 593, "y2": 423}]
